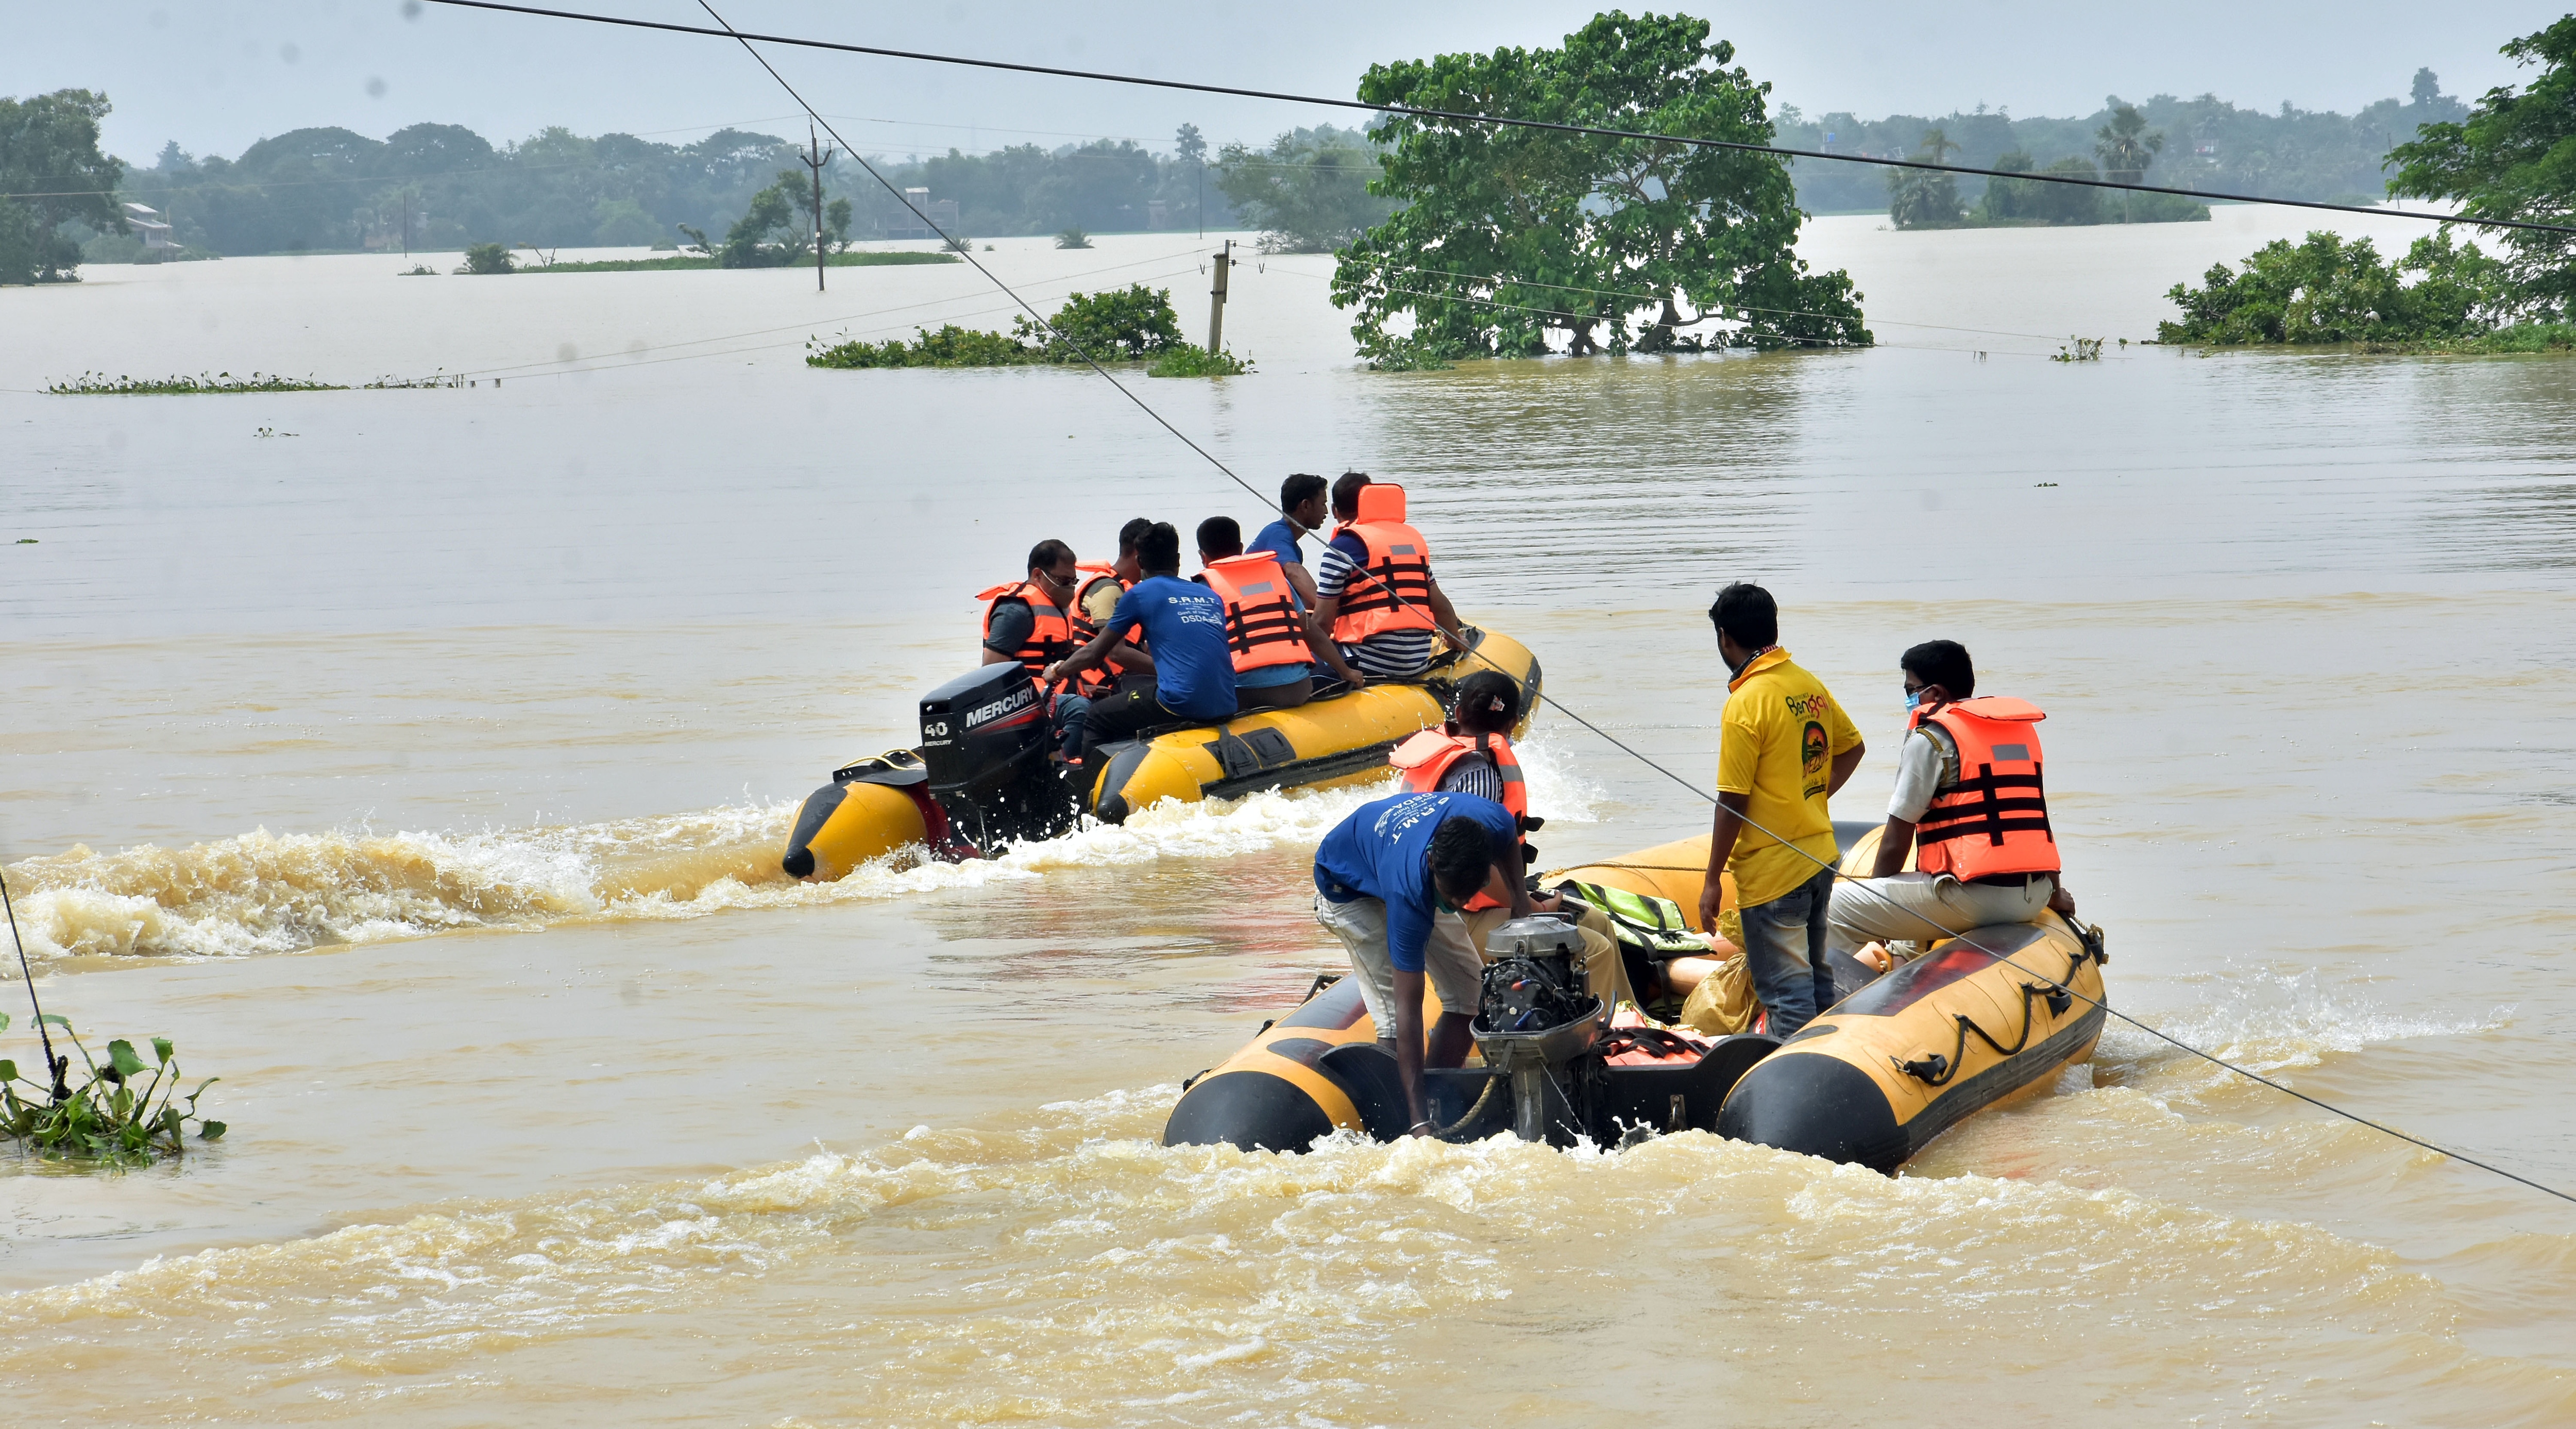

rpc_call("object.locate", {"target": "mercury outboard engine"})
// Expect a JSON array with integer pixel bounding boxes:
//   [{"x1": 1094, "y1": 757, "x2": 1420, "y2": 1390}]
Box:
[{"x1": 917, "y1": 665, "x2": 1080, "y2": 854}]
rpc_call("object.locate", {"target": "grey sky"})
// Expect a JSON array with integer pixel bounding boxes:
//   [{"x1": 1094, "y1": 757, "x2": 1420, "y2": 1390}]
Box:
[{"x1": 10, "y1": 1, "x2": 2551, "y2": 163}]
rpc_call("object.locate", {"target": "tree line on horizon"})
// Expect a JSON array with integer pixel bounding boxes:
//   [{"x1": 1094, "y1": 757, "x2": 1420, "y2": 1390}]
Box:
[{"x1": 1777, "y1": 69, "x2": 2476, "y2": 214}]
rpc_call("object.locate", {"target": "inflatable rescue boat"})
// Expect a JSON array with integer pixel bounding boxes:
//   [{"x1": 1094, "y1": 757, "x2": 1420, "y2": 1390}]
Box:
[
  {"x1": 1162, "y1": 823, "x2": 2108, "y2": 1172},
  {"x1": 782, "y1": 628, "x2": 1541, "y2": 880}
]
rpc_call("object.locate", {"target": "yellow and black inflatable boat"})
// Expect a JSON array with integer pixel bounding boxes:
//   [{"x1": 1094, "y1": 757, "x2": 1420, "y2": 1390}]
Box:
[
  {"x1": 782, "y1": 627, "x2": 1541, "y2": 880},
  {"x1": 1161, "y1": 823, "x2": 2108, "y2": 1171}
]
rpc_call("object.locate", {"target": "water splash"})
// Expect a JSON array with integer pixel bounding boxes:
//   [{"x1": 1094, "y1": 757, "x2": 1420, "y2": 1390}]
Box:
[{"x1": 1, "y1": 780, "x2": 1397, "y2": 968}]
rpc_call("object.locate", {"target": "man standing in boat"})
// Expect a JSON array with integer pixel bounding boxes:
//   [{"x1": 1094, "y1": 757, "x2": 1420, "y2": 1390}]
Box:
[
  {"x1": 1314, "y1": 791, "x2": 1549, "y2": 1137},
  {"x1": 1043, "y1": 522, "x2": 1239, "y2": 765},
  {"x1": 1827, "y1": 640, "x2": 2075, "y2": 952},
  {"x1": 1698, "y1": 583, "x2": 1866, "y2": 1038}
]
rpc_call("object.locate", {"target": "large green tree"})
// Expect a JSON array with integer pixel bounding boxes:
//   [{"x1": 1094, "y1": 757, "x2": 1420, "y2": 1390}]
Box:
[
  {"x1": 0, "y1": 90, "x2": 124, "y2": 283},
  {"x1": 1331, "y1": 11, "x2": 1869, "y2": 360},
  {"x1": 2387, "y1": 16, "x2": 2576, "y2": 321}
]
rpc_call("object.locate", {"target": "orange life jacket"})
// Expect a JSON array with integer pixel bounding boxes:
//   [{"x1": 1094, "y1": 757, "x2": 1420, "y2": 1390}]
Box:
[
  {"x1": 977, "y1": 580, "x2": 1111, "y2": 696},
  {"x1": 1197, "y1": 551, "x2": 1311, "y2": 674},
  {"x1": 1911, "y1": 696, "x2": 2058, "y2": 880},
  {"x1": 1330, "y1": 483, "x2": 1437, "y2": 644},
  {"x1": 1390, "y1": 729, "x2": 1527, "y2": 823},
  {"x1": 1070, "y1": 562, "x2": 1146, "y2": 679}
]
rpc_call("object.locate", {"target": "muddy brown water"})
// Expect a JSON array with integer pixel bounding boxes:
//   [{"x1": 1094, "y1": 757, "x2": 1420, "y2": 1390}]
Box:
[{"x1": 3, "y1": 211, "x2": 2572, "y2": 1424}]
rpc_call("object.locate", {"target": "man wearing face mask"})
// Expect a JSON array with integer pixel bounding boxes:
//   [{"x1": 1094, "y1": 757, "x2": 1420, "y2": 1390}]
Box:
[
  {"x1": 1826, "y1": 639, "x2": 2076, "y2": 954},
  {"x1": 1697, "y1": 583, "x2": 1865, "y2": 1038}
]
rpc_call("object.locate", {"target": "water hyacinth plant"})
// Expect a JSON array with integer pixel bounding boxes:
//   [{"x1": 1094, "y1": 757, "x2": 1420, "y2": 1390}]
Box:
[{"x1": 1, "y1": 1011, "x2": 225, "y2": 1165}]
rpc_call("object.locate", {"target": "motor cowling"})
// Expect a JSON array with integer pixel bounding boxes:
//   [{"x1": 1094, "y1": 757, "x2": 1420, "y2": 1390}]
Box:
[{"x1": 917, "y1": 665, "x2": 1077, "y2": 852}]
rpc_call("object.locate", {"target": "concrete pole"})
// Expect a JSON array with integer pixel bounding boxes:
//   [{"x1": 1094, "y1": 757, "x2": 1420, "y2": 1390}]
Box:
[{"x1": 1208, "y1": 239, "x2": 1231, "y2": 355}]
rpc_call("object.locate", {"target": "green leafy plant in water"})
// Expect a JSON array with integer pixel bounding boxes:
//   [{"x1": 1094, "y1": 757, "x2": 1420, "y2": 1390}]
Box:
[
  {"x1": 1147, "y1": 344, "x2": 1252, "y2": 377},
  {"x1": 1055, "y1": 228, "x2": 1093, "y2": 249},
  {"x1": 1, "y1": 1011, "x2": 225, "y2": 1166},
  {"x1": 2052, "y1": 337, "x2": 2105, "y2": 362},
  {"x1": 456, "y1": 242, "x2": 515, "y2": 275}
]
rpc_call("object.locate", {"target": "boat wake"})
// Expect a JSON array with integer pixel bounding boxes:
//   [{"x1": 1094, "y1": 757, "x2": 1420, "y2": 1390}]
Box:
[{"x1": 4, "y1": 740, "x2": 1600, "y2": 970}]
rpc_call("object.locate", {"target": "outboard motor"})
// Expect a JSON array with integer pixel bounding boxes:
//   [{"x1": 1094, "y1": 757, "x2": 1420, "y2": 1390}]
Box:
[
  {"x1": 917, "y1": 665, "x2": 1080, "y2": 854},
  {"x1": 1472, "y1": 915, "x2": 1605, "y2": 1145}
]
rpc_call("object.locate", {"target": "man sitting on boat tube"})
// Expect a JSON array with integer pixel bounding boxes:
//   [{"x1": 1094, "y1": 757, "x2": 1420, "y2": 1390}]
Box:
[
  {"x1": 1825, "y1": 640, "x2": 2077, "y2": 955},
  {"x1": 1043, "y1": 521, "x2": 1239, "y2": 767},
  {"x1": 1314, "y1": 791, "x2": 1551, "y2": 1138}
]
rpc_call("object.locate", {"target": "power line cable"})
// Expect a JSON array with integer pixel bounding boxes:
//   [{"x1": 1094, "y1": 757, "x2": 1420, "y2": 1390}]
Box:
[
  {"x1": 417, "y1": 0, "x2": 2576, "y2": 240},
  {"x1": 682, "y1": 0, "x2": 1279, "y2": 517}
]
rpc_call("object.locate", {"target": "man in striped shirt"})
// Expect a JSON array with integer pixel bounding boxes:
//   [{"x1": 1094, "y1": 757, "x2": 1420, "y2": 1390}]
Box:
[{"x1": 1313, "y1": 472, "x2": 1465, "y2": 681}]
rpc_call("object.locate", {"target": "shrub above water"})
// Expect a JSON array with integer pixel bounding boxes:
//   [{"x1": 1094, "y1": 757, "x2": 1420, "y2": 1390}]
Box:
[{"x1": 1, "y1": 1012, "x2": 226, "y2": 1167}]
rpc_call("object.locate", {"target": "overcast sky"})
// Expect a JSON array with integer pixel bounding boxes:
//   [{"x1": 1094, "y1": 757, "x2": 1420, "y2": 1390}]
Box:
[{"x1": 8, "y1": 1, "x2": 2551, "y2": 163}]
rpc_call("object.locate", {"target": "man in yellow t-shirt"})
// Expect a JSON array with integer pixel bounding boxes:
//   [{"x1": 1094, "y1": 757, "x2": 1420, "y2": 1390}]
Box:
[{"x1": 1697, "y1": 583, "x2": 1865, "y2": 1037}]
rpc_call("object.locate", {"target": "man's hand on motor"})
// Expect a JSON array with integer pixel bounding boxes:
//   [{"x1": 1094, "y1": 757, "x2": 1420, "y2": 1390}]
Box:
[
  {"x1": 1529, "y1": 892, "x2": 1563, "y2": 915},
  {"x1": 2048, "y1": 883, "x2": 2079, "y2": 917}
]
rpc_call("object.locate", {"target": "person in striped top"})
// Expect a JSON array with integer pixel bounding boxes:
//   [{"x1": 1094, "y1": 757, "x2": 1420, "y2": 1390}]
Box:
[{"x1": 1312, "y1": 472, "x2": 1464, "y2": 681}]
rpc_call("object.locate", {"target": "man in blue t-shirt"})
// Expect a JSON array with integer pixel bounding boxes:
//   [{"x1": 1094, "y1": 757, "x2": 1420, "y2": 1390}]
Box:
[
  {"x1": 1046, "y1": 520, "x2": 1238, "y2": 765},
  {"x1": 1313, "y1": 790, "x2": 1557, "y2": 1136},
  {"x1": 1247, "y1": 472, "x2": 1330, "y2": 613}
]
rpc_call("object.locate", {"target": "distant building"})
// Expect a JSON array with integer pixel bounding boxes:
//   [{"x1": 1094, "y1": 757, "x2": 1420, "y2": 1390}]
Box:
[
  {"x1": 886, "y1": 188, "x2": 961, "y2": 240},
  {"x1": 121, "y1": 201, "x2": 178, "y2": 251}
]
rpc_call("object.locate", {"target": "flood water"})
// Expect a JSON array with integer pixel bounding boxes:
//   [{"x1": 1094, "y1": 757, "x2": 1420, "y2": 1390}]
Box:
[{"x1": 4, "y1": 206, "x2": 2574, "y2": 1425}]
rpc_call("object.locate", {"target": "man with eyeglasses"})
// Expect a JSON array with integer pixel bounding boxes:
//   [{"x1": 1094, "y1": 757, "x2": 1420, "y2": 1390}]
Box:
[
  {"x1": 977, "y1": 539, "x2": 1139, "y2": 766},
  {"x1": 1312, "y1": 789, "x2": 1553, "y2": 1137}
]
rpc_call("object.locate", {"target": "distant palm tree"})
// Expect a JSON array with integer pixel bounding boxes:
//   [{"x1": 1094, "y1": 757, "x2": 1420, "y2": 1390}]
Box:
[
  {"x1": 2095, "y1": 105, "x2": 2165, "y2": 186},
  {"x1": 2095, "y1": 104, "x2": 2166, "y2": 222}
]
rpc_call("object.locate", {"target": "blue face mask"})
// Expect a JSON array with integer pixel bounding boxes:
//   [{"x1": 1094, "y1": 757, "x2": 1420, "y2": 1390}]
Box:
[{"x1": 1904, "y1": 688, "x2": 1923, "y2": 713}]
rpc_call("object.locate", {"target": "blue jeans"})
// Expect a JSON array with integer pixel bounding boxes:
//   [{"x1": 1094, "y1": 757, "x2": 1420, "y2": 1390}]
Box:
[{"x1": 1739, "y1": 866, "x2": 1839, "y2": 1038}]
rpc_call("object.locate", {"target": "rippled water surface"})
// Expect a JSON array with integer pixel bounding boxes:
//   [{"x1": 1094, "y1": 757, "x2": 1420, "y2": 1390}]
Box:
[{"x1": 4, "y1": 212, "x2": 2574, "y2": 1424}]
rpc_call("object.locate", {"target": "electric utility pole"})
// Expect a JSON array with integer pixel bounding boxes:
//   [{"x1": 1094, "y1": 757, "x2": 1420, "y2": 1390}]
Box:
[
  {"x1": 1207, "y1": 239, "x2": 1232, "y2": 355},
  {"x1": 802, "y1": 123, "x2": 837, "y2": 292}
]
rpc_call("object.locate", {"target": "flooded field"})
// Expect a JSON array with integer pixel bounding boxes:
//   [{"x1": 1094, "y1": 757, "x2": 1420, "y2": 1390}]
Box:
[{"x1": 4, "y1": 207, "x2": 2573, "y2": 1424}]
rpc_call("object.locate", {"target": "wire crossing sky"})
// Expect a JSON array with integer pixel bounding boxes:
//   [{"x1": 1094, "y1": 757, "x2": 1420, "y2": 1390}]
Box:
[{"x1": 416, "y1": 0, "x2": 2572, "y2": 237}]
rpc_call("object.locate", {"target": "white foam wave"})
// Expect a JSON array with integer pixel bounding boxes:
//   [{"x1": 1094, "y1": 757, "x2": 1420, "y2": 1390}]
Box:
[
  {"x1": 2099, "y1": 967, "x2": 2512, "y2": 1087},
  {"x1": 2, "y1": 780, "x2": 1395, "y2": 967}
]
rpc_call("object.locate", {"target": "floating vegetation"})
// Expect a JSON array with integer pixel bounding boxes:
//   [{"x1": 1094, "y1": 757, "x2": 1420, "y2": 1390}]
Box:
[
  {"x1": 2053, "y1": 337, "x2": 2106, "y2": 363},
  {"x1": 807, "y1": 284, "x2": 1201, "y2": 372},
  {"x1": 400, "y1": 264, "x2": 438, "y2": 276},
  {"x1": 1056, "y1": 228, "x2": 1094, "y2": 249},
  {"x1": 47, "y1": 371, "x2": 347, "y2": 395},
  {"x1": 364, "y1": 371, "x2": 474, "y2": 389},
  {"x1": 528, "y1": 250, "x2": 959, "y2": 273},
  {"x1": 1147, "y1": 344, "x2": 1253, "y2": 377},
  {"x1": 1, "y1": 1012, "x2": 225, "y2": 1166}
]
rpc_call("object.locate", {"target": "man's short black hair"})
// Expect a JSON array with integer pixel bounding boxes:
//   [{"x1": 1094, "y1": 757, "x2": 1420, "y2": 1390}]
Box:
[
  {"x1": 1901, "y1": 640, "x2": 1975, "y2": 698},
  {"x1": 1117, "y1": 517, "x2": 1154, "y2": 556},
  {"x1": 1330, "y1": 471, "x2": 1372, "y2": 520},
  {"x1": 1137, "y1": 520, "x2": 1182, "y2": 575},
  {"x1": 1281, "y1": 473, "x2": 1327, "y2": 513},
  {"x1": 1451, "y1": 671, "x2": 1521, "y2": 735},
  {"x1": 1429, "y1": 815, "x2": 1500, "y2": 903},
  {"x1": 1196, "y1": 515, "x2": 1242, "y2": 560},
  {"x1": 1027, "y1": 539, "x2": 1075, "y2": 574},
  {"x1": 1709, "y1": 582, "x2": 1778, "y2": 648}
]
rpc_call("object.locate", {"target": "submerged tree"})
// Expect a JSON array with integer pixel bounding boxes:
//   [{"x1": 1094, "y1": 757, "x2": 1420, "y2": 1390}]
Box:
[
  {"x1": 1887, "y1": 128, "x2": 1965, "y2": 229},
  {"x1": 2387, "y1": 15, "x2": 2576, "y2": 322},
  {"x1": 1331, "y1": 12, "x2": 1869, "y2": 360}
]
